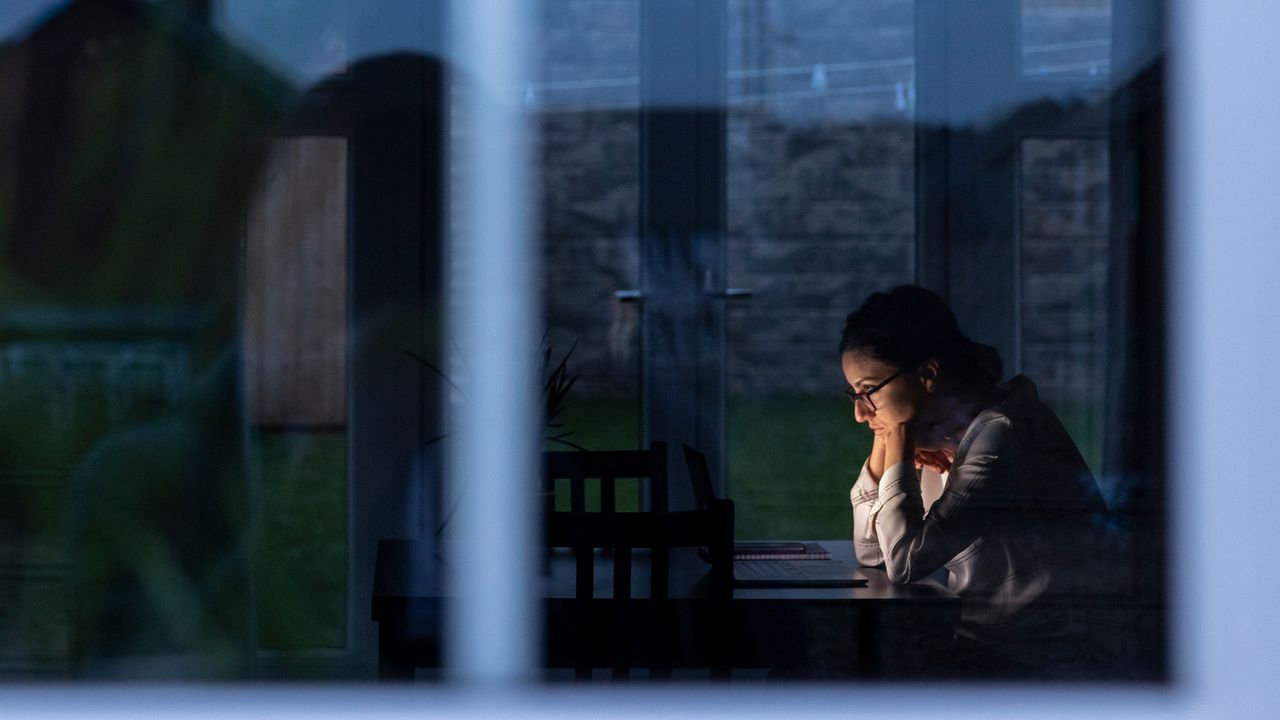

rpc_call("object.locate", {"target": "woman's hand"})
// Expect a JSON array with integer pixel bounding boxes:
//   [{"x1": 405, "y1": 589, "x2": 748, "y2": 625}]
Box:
[
  {"x1": 878, "y1": 423, "x2": 914, "y2": 479},
  {"x1": 914, "y1": 446, "x2": 955, "y2": 475},
  {"x1": 866, "y1": 432, "x2": 887, "y2": 484}
]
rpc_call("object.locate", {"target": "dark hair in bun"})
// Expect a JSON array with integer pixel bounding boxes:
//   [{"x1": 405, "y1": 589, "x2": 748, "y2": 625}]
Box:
[{"x1": 839, "y1": 285, "x2": 1003, "y2": 393}]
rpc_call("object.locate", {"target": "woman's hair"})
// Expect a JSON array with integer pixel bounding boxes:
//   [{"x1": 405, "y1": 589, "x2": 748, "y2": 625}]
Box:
[{"x1": 839, "y1": 285, "x2": 1004, "y2": 393}]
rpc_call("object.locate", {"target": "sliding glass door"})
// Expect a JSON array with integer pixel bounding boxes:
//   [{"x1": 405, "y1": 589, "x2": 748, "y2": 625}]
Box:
[{"x1": 723, "y1": 0, "x2": 918, "y2": 539}]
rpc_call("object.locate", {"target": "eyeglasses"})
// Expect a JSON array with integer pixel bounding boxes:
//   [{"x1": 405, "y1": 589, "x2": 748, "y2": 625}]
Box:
[{"x1": 845, "y1": 368, "x2": 908, "y2": 412}]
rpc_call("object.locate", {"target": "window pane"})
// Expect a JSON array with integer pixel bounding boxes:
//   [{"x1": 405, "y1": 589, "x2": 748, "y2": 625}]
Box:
[
  {"x1": 244, "y1": 138, "x2": 349, "y2": 651},
  {"x1": 218, "y1": 0, "x2": 348, "y2": 86},
  {"x1": 1022, "y1": 0, "x2": 1112, "y2": 79},
  {"x1": 1019, "y1": 137, "x2": 1109, "y2": 481},
  {"x1": 726, "y1": 0, "x2": 916, "y2": 539},
  {"x1": 0, "y1": 0, "x2": 436, "y2": 680},
  {"x1": 0, "y1": 0, "x2": 282, "y2": 676},
  {"x1": 535, "y1": 0, "x2": 641, "y2": 467},
  {"x1": 0, "y1": 0, "x2": 1168, "y2": 686}
]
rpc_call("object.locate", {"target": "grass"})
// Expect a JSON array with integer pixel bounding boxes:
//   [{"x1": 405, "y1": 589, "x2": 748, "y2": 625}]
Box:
[
  {"x1": 728, "y1": 395, "x2": 871, "y2": 540},
  {"x1": 548, "y1": 396, "x2": 643, "y2": 513},
  {"x1": 252, "y1": 430, "x2": 346, "y2": 651},
  {"x1": 556, "y1": 394, "x2": 872, "y2": 540}
]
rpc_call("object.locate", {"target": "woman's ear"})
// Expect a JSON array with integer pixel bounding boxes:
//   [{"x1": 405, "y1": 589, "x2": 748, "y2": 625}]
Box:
[{"x1": 918, "y1": 359, "x2": 940, "y2": 393}]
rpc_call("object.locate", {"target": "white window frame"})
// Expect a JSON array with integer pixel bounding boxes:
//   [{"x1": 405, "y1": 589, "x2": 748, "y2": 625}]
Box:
[{"x1": 7, "y1": 0, "x2": 1280, "y2": 713}]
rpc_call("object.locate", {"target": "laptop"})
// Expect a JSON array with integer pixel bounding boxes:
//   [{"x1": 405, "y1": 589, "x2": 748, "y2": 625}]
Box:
[{"x1": 682, "y1": 444, "x2": 868, "y2": 589}]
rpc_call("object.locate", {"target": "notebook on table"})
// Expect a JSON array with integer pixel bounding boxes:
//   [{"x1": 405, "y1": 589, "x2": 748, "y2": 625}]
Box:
[
  {"x1": 733, "y1": 557, "x2": 868, "y2": 588},
  {"x1": 731, "y1": 541, "x2": 831, "y2": 561},
  {"x1": 697, "y1": 541, "x2": 831, "y2": 562}
]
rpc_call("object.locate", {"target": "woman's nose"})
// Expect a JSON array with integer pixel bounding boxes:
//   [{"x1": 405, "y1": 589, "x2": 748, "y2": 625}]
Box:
[{"x1": 853, "y1": 401, "x2": 873, "y2": 424}]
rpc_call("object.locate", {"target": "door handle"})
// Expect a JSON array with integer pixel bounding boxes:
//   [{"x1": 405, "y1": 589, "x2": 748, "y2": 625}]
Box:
[
  {"x1": 615, "y1": 288, "x2": 751, "y2": 302},
  {"x1": 698, "y1": 269, "x2": 752, "y2": 301}
]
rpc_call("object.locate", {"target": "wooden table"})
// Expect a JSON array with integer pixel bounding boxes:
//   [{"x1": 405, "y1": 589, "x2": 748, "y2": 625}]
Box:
[{"x1": 372, "y1": 539, "x2": 959, "y2": 680}]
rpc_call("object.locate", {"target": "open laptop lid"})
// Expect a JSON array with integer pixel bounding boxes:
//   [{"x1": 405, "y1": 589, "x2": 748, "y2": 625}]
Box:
[{"x1": 682, "y1": 443, "x2": 717, "y2": 512}]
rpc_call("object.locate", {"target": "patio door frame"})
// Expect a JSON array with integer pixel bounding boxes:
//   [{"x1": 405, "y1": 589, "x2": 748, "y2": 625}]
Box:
[
  {"x1": 638, "y1": 0, "x2": 729, "y2": 509},
  {"x1": 239, "y1": 0, "x2": 447, "y2": 676}
]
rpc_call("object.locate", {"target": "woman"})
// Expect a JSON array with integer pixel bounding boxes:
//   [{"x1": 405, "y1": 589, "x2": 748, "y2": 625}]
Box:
[{"x1": 843, "y1": 285, "x2": 1123, "y2": 678}]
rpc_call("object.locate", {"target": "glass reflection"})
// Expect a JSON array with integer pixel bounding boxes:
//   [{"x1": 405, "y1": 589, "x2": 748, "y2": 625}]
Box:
[
  {"x1": 1022, "y1": 0, "x2": 1112, "y2": 79},
  {"x1": 726, "y1": 0, "x2": 916, "y2": 540},
  {"x1": 0, "y1": 0, "x2": 1164, "y2": 684}
]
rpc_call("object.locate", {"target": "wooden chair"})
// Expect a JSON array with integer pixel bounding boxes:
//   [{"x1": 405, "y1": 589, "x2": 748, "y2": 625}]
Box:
[{"x1": 541, "y1": 442, "x2": 734, "y2": 680}]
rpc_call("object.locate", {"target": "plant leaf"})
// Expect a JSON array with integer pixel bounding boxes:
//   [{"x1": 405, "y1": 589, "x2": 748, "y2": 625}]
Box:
[
  {"x1": 404, "y1": 349, "x2": 467, "y2": 398},
  {"x1": 547, "y1": 437, "x2": 589, "y2": 452}
]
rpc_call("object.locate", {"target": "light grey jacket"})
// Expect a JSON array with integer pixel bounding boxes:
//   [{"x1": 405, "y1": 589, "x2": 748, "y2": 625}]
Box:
[{"x1": 851, "y1": 375, "x2": 1123, "y2": 667}]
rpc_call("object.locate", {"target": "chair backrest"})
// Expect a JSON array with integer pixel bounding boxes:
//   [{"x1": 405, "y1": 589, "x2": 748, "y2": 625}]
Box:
[
  {"x1": 542, "y1": 442, "x2": 674, "y2": 607},
  {"x1": 542, "y1": 442, "x2": 668, "y2": 516},
  {"x1": 541, "y1": 442, "x2": 733, "y2": 678}
]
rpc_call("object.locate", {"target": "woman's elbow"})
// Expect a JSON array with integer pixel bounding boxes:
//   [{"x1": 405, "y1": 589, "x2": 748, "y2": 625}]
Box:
[
  {"x1": 884, "y1": 555, "x2": 928, "y2": 585},
  {"x1": 853, "y1": 540, "x2": 883, "y2": 568},
  {"x1": 885, "y1": 564, "x2": 912, "y2": 585}
]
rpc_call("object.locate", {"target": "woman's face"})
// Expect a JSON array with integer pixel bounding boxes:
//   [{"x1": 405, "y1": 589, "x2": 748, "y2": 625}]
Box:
[{"x1": 840, "y1": 350, "x2": 931, "y2": 433}]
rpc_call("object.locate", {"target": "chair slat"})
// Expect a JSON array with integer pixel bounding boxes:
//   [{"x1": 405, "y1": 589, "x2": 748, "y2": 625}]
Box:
[
  {"x1": 611, "y1": 545, "x2": 632, "y2": 680},
  {"x1": 570, "y1": 475, "x2": 585, "y2": 513},
  {"x1": 651, "y1": 455, "x2": 667, "y2": 514},
  {"x1": 650, "y1": 545, "x2": 669, "y2": 603},
  {"x1": 575, "y1": 546, "x2": 593, "y2": 601},
  {"x1": 612, "y1": 545, "x2": 631, "y2": 601},
  {"x1": 574, "y1": 545, "x2": 593, "y2": 681}
]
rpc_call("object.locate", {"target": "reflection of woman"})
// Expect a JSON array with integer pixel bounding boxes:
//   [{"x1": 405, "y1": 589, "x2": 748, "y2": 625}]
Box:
[{"x1": 843, "y1": 285, "x2": 1121, "y2": 677}]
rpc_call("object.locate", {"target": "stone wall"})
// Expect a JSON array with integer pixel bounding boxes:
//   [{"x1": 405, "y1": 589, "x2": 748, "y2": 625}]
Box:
[
  {"x1": 536, "y1": 1, "x2": 1111, "y2": 403},
  {"x1": 1019, "y1": 137, "x2": 1110, "y2": 465}
]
